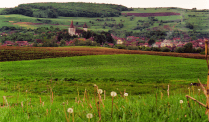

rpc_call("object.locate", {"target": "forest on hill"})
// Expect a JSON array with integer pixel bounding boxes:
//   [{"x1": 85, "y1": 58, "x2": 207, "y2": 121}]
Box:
[{"x1": 0, "y1": 2, "x2": 133, "y2": 18}]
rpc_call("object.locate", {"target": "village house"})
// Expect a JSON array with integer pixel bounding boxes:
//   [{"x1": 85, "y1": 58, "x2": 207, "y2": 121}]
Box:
[
  {"x1": 160, "y1": 39, "x2": 173, "y2": 47},
  {"x1": 116, "y1": 39, "x2": 123, "y2": 44},
  {"x1": 139, "y1": 43, "x2": 149, "y2": 47},
  {"x1": 110, "y1": 34, "x2": 126, "y2": 45},
  {"x1": 153, "y1": 42, "x2": 161, "y2": 48},
  {"x1": 68, "y1": 20, "x2": 88, "y2": 37},
  {"x1": 1, "y1": 41, "x2": 14, "y2": 46}
]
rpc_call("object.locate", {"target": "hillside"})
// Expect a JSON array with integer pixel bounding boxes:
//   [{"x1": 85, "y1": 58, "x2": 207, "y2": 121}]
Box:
[
  {"x1": 0, "y1": 3, "x2": 209, "y2": 41},
  {"x1": 0, "y1": 2, "x2": 131, "y2": 18}
]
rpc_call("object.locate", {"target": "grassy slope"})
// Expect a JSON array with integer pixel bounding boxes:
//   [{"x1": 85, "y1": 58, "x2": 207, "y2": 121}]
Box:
[
  {"x1": 1, "y1": 54, "x2": 207, "y2": 83},
  {"x1": 0, "y1": 6, "x2": 208, "y2": 33}
]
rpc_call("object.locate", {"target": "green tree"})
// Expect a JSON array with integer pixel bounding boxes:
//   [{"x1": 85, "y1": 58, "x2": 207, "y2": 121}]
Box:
[
  {"x1": 161, "y1": 47, "x2": 171, "y2": 52},
  {"x1": 60, "y1": 39, "x2": 66, "y2": 46},
  {"x1": 186, "y1": 22, "x2": 194, "y2": 29},
  {"x1": 183, "y1": 42, "x2": 193, "y2": 53},
  {"x1": 148, "y1": 38, "x2": 155, "y2": 46}
]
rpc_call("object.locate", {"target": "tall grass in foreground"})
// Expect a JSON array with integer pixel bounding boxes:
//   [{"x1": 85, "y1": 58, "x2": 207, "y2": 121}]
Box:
[{"x1": 0, "y1": 84, "x2": 208, "y2": 122}]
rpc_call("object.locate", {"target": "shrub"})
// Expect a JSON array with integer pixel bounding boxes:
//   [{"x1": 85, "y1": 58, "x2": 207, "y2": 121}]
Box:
[
  {"x1": 60, "y1": 39, "x2": 66, "y2": 46},
  {"x1": 103, "y1": 43, "x2": 111, "y2": 48},
  {"x1": 151, "y1": 47, "x2": 161, "y2": 51},
  {"x1": 127, "y1": 46, "x2": 139, "y2": 50},
  {"x1": 196, "y1": 47, "x2": 203, "y2": 53},
  {"x1": 161, "y1": 47, "x2": 171, "y2": 52},
  {"x1": 113, "y1": 44, "x2": 126, "y2": 49},
  {"x1": 141, "y1": 47, "x2": 151, "y2": 51},
  {"x1": 175, "y1": 47, "x2": 185, "y2": 53},
  {"x1": 33, "y1": 42, "x2": 38, "y2": 47},
  {"x1": 184, "y1": 43, "x2": 193, "y2": 53}
]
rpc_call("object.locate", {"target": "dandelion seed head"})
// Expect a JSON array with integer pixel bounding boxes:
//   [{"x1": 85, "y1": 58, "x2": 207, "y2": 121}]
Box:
[
  {"x1": 98, "y1": 89, "x2": 103, "y2": 94},
  {"x1": 67, "y1": 108, "x2": 73, "y2": 113},
  {"x1": 86, "y1": 113, "x2": 93, "y2": 118},
  {"x1": 111, "y1": 91, "x2": 117, "y2": 97},
  {"x1": 124, "y1": 93, "x2": 128, "y2": 97},
  {"x1": 180, "y1": 100, "x2": 183, "y2": 104}
]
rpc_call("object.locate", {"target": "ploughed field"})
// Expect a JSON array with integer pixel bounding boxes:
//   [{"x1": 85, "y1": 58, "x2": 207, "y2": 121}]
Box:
[
  {"x1": 0, "y1": 46, "x2": 206, "y2": 62},
  {"x1": 121, "y1": 12, "x2": 180, "y2": 17}
]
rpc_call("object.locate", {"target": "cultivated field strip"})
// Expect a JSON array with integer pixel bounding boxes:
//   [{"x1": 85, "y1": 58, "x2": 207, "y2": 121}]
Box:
[{"x1": 0, "y1": 46, "x2": 206, "y2": 61}]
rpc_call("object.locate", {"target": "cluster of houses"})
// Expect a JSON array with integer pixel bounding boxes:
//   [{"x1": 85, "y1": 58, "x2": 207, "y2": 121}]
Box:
[
  {"x1": 0, "y1": 20, "x2": 208, "y2": 50},
  {"x1": 1, "y1": 40, "x2": 32, "y2": 46},
  {"x1": 110, "y1": 34, "x2": 207, "y2": 50},
  {"x1": 0, "y1": 32, "x2": 208, "y2": 50}
]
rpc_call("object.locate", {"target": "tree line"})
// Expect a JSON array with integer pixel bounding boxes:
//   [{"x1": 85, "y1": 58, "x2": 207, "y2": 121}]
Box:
[{"x1": 0, "y1": 2, "x2": 133, "y2": 18}]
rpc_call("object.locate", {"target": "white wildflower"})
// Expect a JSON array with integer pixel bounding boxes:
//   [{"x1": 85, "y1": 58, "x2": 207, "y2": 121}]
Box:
[
  {"x1": 180, "y1": 100, "x2": 183, "y2": 104},
  {"x1": 124, "y1": 93, "x2": 128, "y2": 97},
  {"x1": 86, "y1": 113, "x2": 93, "y2": 118},
  {"x1": 67, "y1": 108, "x2": 73, "y2": 113},
  {"x1": 98, "y1": 89, "x2": 103, "y2": 94},
  {"x1": 111, "y1": 91, "x2": 117, "y2": 97}
]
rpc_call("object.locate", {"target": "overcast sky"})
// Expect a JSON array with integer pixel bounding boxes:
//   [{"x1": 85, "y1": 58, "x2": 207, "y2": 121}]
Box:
[{"x1": 0, "y1": 0, "x2": 208, "y2": 9}]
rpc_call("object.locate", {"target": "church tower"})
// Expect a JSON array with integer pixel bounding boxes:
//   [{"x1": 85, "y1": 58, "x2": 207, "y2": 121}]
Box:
[
  {"x1": 68, "y1": 20, "x2": 76, "y2": 36},
  {"x1": 83, "y1": 22, "x2": 88, "y2": 32}
]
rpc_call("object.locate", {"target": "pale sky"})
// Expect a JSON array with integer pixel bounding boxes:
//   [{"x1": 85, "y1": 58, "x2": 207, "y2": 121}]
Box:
[{"x1": 0, "y1": 0, "x2": 209, "y2": 10}]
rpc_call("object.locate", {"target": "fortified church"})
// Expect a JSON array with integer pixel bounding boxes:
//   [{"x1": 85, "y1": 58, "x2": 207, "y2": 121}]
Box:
[{"x1": 68, "y1": 20, "x2": 88, "y2": 37}]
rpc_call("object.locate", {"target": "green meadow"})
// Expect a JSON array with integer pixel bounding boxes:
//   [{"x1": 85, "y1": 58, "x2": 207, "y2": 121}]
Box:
[
  {"x1": 1, "y1": 54, "x2": 208, "y2": 96},
  {"x1": 1, "y1": 54, "x2": 207, "y2": 83},
  {"x1": 0, "y1": 54, "x2": 208, "y2": 121}
]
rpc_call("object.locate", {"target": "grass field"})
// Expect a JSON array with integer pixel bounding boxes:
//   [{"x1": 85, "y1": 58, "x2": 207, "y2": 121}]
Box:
[
  {"x1": 1, "y1": 54, "x2": 207, "y2": 85},
  {"x1": 0, "y1": 53, "x2": 208, "y2": 121}
]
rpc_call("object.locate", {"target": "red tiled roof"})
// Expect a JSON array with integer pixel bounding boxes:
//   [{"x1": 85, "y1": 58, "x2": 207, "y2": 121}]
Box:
[
  {"x1": 70, "y1": 20, "x2": 74, "y2": 28},
  {"x1": 5, "y1": 41, "x2": 14, "y2": 44},
  {"x1": 155, "y1": 42, "x2": 161, "y2": 45},
  {"x1": 83, "y1": 23, "x2": 88, "y2": 28},
  {"x1": 16, "y1": 41, "x2": 28, "y2": 43}
]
